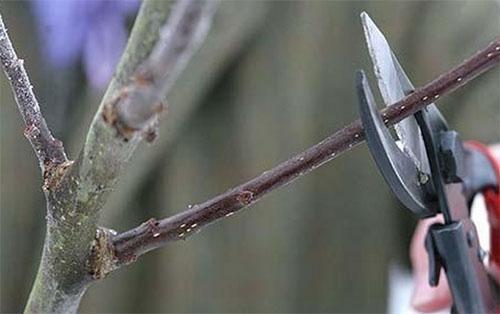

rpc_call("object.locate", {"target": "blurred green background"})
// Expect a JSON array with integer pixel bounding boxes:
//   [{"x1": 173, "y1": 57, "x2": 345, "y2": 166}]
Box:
[{"x1": 1, "y1": 1, "x2": 499, "y2": 312}]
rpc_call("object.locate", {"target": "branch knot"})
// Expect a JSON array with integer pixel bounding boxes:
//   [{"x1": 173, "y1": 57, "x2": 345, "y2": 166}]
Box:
[
  {"x1": 42, "y1": 160, "x2": 74, "y2": 192},
  {"x1": 89, "y1": 227, "x2": 118, "y2": 280}
]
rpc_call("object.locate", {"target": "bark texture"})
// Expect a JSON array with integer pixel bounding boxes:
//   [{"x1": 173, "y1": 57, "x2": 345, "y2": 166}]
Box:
[
  {"x1": 16, "y1": 0, "x2": 217, "y2": 312},
  {"x1": 1, "y1": 1, "x2": 498, "y2": 313}
]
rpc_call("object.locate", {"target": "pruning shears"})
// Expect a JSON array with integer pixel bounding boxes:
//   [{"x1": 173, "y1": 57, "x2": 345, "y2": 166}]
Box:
[{"x1": 356, "y1": 13, "x2": 500, "y2": 313}]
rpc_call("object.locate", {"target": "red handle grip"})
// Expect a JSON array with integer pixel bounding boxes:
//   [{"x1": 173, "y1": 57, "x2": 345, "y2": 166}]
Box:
[{"x1": 465, "y1": 141, "x2": 500, "y2": 282}]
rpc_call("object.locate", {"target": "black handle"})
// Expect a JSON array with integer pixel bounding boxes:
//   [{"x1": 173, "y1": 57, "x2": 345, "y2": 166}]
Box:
[{"x1": 427, "y1": 218, "x2": 495, "y2": 313}]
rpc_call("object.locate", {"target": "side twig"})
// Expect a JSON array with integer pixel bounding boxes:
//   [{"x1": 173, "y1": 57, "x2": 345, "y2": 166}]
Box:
[
  {"x1": 0, "y1": 15, "x2": 68, "y2": 175},
  {"x1": 111, "y1": 36, "x2": 500, "y2": 269}
]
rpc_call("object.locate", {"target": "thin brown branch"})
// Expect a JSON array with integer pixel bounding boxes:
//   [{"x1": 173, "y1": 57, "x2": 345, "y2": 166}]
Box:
[
  {"x1": 110, "y1": 36, "x2": 500, "y2": 270},
  {"x1": 0, "y1": 14, "x2": 68, "y2": 174},
  {"x1": 110, "y1": 0, "x2": 218, "y2": 137}
]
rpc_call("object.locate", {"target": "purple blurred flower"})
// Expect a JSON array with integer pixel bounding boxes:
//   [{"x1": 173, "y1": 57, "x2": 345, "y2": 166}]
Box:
[{"x1": 31, "y1": 0, "x2": 139, "y2": 89}]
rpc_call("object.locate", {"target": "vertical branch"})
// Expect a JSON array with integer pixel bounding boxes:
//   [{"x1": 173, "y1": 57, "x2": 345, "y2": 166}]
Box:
[
  {"x1": 0, "y1": 15, "x2": 68, "y2": 175},
  {"x1": 17, "y1": 0, "x2": 219, "y2": 313}
]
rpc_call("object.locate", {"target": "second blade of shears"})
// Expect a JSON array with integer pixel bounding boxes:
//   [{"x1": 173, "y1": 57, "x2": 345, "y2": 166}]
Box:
[{"x1": 360, "y1": 12, "x2": 430, "y2": 175}]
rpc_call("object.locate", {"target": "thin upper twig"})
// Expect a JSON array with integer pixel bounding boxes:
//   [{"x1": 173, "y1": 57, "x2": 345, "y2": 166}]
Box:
[
  {"x1": 110, "y1": 36, "x2": 500, "y2": 269},
  {"x1": 0, "y1": 14, "x2": 68, "y2": 174},
  {"x1": 110, "y1": 0, "x2": 218, "y2": 137}
]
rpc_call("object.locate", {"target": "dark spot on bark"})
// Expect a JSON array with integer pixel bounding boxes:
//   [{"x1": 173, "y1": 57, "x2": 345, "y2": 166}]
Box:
[
  {"x1": 23, "y1": 124, "x2": 39, "y2": 137},
  {"x1": 121, "y1": 252, "x2": 138, "y2": 265},
  {"x1": 142, "y1": 218, "x2": 161, "y2": 238},
  {"x1": 144, "y1": 217, "x2": 159, "y2": 227},
  {"x1": 236, "y1": 190, "x2": 254, "y2": 205},
  {"x1": 42, "y1": 160, "x2": 74, "y2": 192},
  {"x1": 144, "y1": 128, "x2": 158, "y2": 143},
  {"x1": 101, "y1": 103, "x2": 117, "y2": 125}
]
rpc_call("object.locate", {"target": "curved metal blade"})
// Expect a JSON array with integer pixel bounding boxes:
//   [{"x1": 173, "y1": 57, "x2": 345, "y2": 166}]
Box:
[
  {"x1": 356, "y1": 70, "x2": 436, "y2": 217},
  {"x1": 361, "y1": 12, "x2": 433, "y2": 174}
]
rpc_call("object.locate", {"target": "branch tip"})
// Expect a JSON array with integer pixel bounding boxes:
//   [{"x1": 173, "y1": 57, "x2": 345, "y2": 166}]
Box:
[{"x1": 0, "y1": 14, "x2": 68, "y2": 174}]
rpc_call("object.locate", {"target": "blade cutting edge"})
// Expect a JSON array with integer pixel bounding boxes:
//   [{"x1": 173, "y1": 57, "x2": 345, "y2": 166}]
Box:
[{"x1": 360, "y1": 12, "x2": 430, "y2": 174}]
